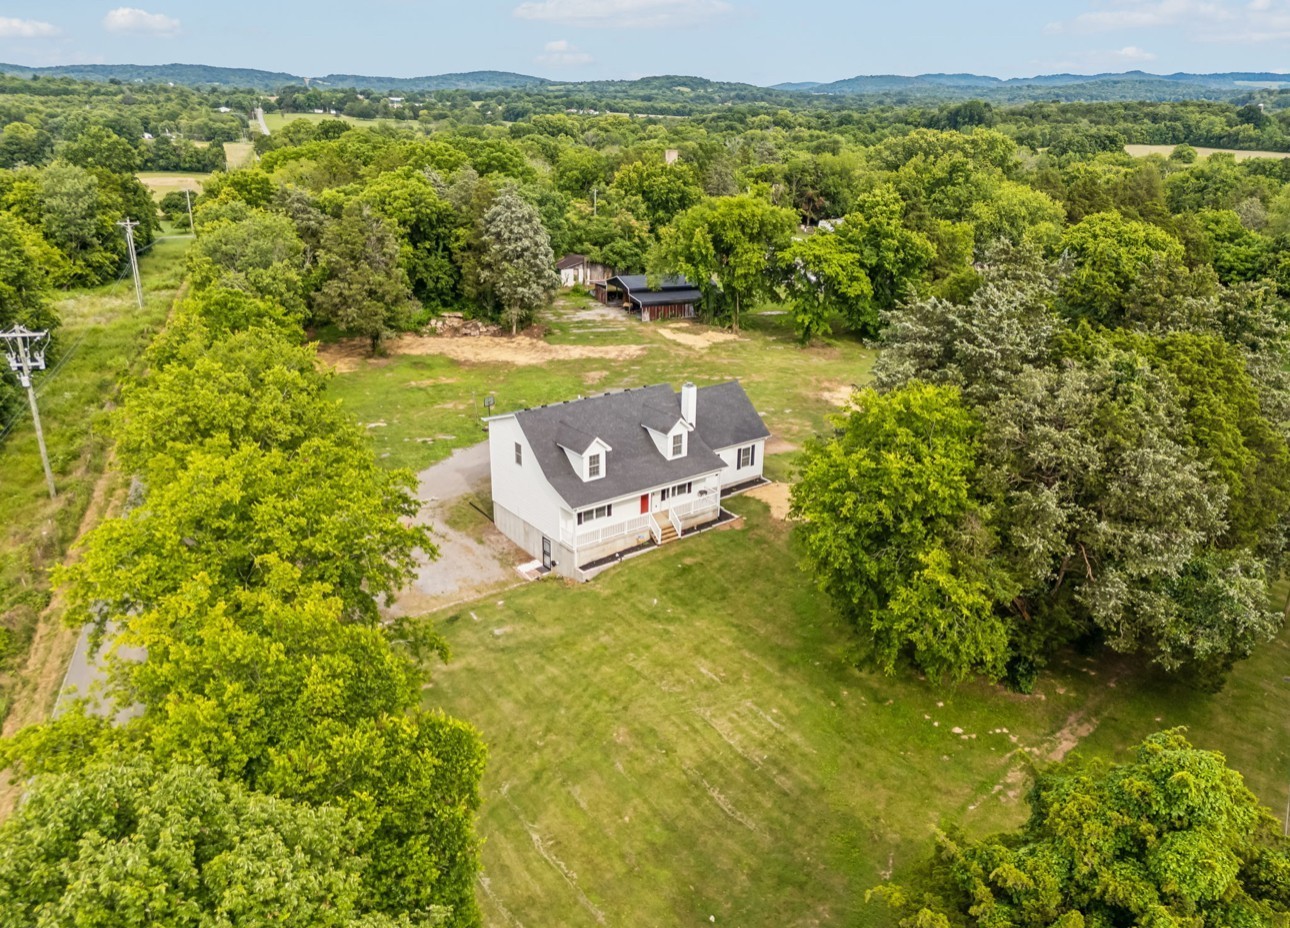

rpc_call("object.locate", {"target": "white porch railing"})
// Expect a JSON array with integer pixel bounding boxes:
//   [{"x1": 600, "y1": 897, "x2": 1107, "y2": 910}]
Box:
[
  {"x1": 562, "y1": 514, "x2": 652, "y2": 551},
  {"x1": 670, "y1": 495, "x2": 720, "y2": 522},
  {"x1": 669, "y1": 508, "x2": 683, "y2": 537},
  {"x1": 648, "y1": 513, "x2": 664, "y2": 545}
]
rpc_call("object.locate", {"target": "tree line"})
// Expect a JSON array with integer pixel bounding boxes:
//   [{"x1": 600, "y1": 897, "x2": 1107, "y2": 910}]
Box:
[{"x1": 0, "y1": 222, "x2": 486, "y2": 925}]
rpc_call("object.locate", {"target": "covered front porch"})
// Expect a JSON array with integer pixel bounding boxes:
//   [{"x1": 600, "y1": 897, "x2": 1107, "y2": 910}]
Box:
[{"x1": 559, "y1": 477, "x2": 723, "y2": 572}]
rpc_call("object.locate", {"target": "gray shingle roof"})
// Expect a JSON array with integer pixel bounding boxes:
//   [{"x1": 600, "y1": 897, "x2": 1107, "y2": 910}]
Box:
[{"x1": 510, "y1": 382, "x2": 769, "y2": 510}]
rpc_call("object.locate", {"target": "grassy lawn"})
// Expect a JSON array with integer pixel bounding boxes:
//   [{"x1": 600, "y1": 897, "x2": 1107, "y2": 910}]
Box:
[
  {"x1": 137, "y1": 171, "x2": 211, "y2": 201},
  {"x1": 224, "y1": 140, "x2": 256, "y2": 168},
  {"x1": 0, "y1": 236, "x2": 189, "y2": 723},
  {"x1": 263, "y1": 112, "x2": 416, "y2": 133},
  {"x1": 325, "y1": 299, "x2": 872, "y2": 474},
  {"x1": 1125, "y1": 143, "x2": 1290, "y2": 161},
  {"x1": 423, "y1": 498, "x2": 1290, "y2": 928}
]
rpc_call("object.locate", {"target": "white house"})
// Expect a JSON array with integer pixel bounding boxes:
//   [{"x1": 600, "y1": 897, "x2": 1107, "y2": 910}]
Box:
[{"x1": 488, "y1": 381, "x2": 769, "y2": 579}]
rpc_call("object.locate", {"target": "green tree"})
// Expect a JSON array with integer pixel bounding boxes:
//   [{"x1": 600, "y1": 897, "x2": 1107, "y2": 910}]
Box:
[
  {"x1": 833, "y1": 187, "x2": 936, "y2": 315},
  {"x1": 1059, "y1": 211, "x2": 1188, "y2": 325},
  {"x1": 875, "y1": 731, "x2": 1290, "y2": 928},
  {"x1": 651, "y1": 193, "x2": 797, "y2": 333},
  {"x1": 476, "y1": 186, "x2": 559, "y2": 334},
  {"x1": 610, "y1": 158, "x2": 704, "y2": 230},
  {"x1": 791, "y1": 384, "x2": 1016, "y2": 683},
  {"x1": 361, "y1": 167, "x2": 461, "y2": 309},
  {"x1": 187, "y1": 207, "x2": 307, "y2": 313},
  {"x1": 0, "y1": 757, "x2": 442, "y2": 928},
  {"x1": 59, "y1": 438, "x2": 431, "y2": 628},
  {"x1": 61, "y1": 125, "x2": 140, "y2": 175},
  {"x1": 313, "y1": 201, "x2": 418, "y2": 351},
  {"x1": 780, "y1": 229, "x2": 875, "y2": 341}
]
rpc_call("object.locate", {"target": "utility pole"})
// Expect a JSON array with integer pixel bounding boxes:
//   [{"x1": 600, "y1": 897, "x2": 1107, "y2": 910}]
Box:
[
  {"x1": 117, "y1": 218, "x2": 143, "y2": 309},
  {"x1": 184, "y1": 189, "x2": 195, "y2": 236},
  {"x1": 592, "y1": 185, "x2": 598, "y2": 217},
  {"x1": 1, "y1": 326, "x2": 56, "y2": 499}
]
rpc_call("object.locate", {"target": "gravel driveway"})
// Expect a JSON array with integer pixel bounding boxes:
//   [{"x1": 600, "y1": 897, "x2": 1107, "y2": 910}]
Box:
[{"x1": 385, "y1": 441, "x2": 526, "y2": 616}]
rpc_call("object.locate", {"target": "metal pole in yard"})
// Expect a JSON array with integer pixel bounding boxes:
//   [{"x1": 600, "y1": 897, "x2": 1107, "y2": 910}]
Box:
[
  {"x1": 2, "y1": 326, "x2": 56, "y2": 498},
  {"x1": 117, "y1": 218, "x2": 144, "y2": 309}
]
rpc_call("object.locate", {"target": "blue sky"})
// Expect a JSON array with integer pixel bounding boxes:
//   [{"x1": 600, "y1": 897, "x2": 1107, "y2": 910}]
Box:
[{"x1": 0, "y1": 1, "x2": 1287, "y2": 85}]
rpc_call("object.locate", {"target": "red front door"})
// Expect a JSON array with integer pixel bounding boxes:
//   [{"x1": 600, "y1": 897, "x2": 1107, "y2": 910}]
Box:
[{"x1": 640, "y1": 494, "x2": 649, "y2": 514}]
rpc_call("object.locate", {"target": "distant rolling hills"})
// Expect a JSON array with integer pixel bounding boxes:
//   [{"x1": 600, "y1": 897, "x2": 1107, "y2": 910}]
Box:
[{"x1": 1, "y1": 61, "x2": 1287, "y2": 102}]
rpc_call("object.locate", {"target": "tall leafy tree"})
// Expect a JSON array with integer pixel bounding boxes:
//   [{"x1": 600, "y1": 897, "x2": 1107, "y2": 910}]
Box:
[
  {"x1": 476, "y1": 186, "x2": 559, "y2": 335},
  {"x1": 313, "y1": 201, "x2": 417, "y2": 352},
  {"x1": 651, "y1": 194, "x2": 797, "y2": 333},
  {"x1": 791, "y1": 384, "x2": 1016, "y2": 683}
]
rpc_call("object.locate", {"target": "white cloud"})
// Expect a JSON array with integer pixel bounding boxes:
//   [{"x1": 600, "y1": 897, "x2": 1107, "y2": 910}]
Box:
[
  {"x1": 1046, "y1": 0, "x2": 1290, "y2": 44},
  {"x1": 0, "y1": 17, "x2": 60, "y2": 38},
  {"x1": 1113, "y1": 44, "x2": 1158, "y2": 59},
  {"x1": 536, "y1": 39, "x2": 595, "y2": 65},
  {"x1": 102, "y1": 7, "x2": 181, "y2": 36},
  {"x1": 1046, "y1": 0, "x2": 1231, "y2": 34},
  {"x1": 514, "y1": 0, "x2": 732, "y2": 28}
]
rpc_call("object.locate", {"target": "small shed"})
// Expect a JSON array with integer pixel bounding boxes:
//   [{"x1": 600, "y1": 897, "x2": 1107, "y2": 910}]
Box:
[
  {"x1": 594, "y1": 275, "x2": 703, "y2": 322},
  {"x1": 557, "y1": 254, "x2": 613, "y2": 287}
]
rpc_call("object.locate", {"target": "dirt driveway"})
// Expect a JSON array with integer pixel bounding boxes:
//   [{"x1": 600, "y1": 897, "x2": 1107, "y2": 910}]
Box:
[{"x1": 386, "y1": 442, "x2": 528, "y2": 616}]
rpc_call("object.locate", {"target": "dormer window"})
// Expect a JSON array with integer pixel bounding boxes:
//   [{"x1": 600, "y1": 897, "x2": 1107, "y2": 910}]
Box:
[
  {"x1": 587, "y1": 452, "x2": 602, "y2": 479},
  {"x1": 671, "y1": 433, "x2": 684, "y2": 457}
]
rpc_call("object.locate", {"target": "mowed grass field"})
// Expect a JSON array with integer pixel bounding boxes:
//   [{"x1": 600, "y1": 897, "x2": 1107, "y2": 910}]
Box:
[
  {"x1": 1125, "y1": 143, "x2": 1290, "y2": 161},
  {"x1": 423, "y1": 499, "x2": 1290, "y2": 928},
  {"x1": 325, "y1": 300, "x2": 870, "y2": 474},
  {"x1": 264, "y1": 111, "x2": 416, "y2": 133},
  {"x1": 328, "y1": 295, "x2": 1290, "y2": 926},
  {"x1": 137, "y1": 171, "x2": 211, "y2": 202}
]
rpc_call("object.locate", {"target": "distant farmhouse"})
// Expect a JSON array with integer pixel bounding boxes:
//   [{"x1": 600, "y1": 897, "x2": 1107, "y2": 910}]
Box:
[
  {"x1": 557, "y1": 253, "x2": 613, "y2": 287},
  {"x1": 487, "y1": 382, "x2": 769, "y2": 579},
  {"x1": 593, "y1": 275, "x2": 703, "y2": 322}
]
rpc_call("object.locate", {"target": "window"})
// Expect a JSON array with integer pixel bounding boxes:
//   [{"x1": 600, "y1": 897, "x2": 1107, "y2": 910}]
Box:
[
  {"x1": 660, "y1": 488, "x2": 670, "y2": 502},
  {"x1": 514, "y1": 442, "x2": 523, "y2": 466},
  {"x1": 671, "y1": 482, "x2": 692, "y2": 498},
  {"x1": 587, "y1": 453, "x2": 602, "y2": 478},
  {"x1": 577, "y1": 503, "x2": 613, "y2": 525},
  {"x1": 738, "y1": 445, "x2": 757, "y2": 469},
  {"x1": 671, "y1": 433, "x2": 684, "y2": 457}
]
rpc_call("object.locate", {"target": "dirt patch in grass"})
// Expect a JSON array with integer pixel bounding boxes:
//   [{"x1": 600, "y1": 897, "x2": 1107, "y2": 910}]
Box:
[
  {"x1": 819, "y1": 382, "x2": 857, "y2": 407},
  {"x1": 583, "y1": 370, "x2": 609, "y2": 385},
  {"x1": 766, "y1": 437, "x2": 798, "y2": 455},
  {"x1": 319, "y1": 335, "x2": 649, "y2": 373},
  {"x1": 744, "y1": 482, "x2": 792, "y2": 521},
  {"x1": 656, "y1": 325, "x2": 739, "y2": 350}
]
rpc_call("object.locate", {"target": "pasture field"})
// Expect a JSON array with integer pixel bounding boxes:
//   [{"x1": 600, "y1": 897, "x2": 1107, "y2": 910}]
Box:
[
  {"x1": 324, "y1": 299, "x2": 870, "y2": 473},
  {"x1": 137, "y1": 171, "x2": 211, "y2": 201},
  {"x1": 422, "y1": 498, "x2": 1290, "y2": 928},
  {"x1": 224, "y1": 140, "x2": 256, "y2": 168},
  {"x1": 325, "y1": 294, "x2": 1290, "y2": 926},
  {"x1": 1125, "y1": 143, "x2": 1290, "y2": 161},
  {"x1": 263, "y1": 111, "x2": 417, "y2": 133},
  {"x1": 0, "y1": 236, "x2": 189, "y2": 729}
]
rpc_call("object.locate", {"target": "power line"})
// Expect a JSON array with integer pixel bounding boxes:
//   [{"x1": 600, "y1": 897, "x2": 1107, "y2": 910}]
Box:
[
  {"x1": 1, "y1": 326, "x2": 57, "y2": 498},
  {"x1": 116, "y1": 218, "x2": 143, "y2": 310}
]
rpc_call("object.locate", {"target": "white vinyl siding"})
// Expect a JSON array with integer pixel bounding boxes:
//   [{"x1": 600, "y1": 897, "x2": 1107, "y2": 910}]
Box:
[{"x1": 577, "y1": 503, "x2": 613, "y2": 525}]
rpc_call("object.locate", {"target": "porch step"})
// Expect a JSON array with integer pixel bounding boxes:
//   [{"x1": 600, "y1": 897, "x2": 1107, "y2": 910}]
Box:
[{"x1": 657, "y1": 525, "x2": 679, "y2": 544}]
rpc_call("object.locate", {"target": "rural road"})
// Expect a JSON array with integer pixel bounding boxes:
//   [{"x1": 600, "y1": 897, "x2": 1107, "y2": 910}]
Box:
[
  {"x1": 55, "y1": 621, "x2": 144, "y2": 723},
  {"x1": 253, "y1": 107, "x2": 270, "y2": 135}
]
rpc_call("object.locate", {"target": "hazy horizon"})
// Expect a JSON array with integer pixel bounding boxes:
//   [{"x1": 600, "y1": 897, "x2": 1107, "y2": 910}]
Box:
[{"x1": 1, "y1": 1, "x2": 1289, "y2": 87}]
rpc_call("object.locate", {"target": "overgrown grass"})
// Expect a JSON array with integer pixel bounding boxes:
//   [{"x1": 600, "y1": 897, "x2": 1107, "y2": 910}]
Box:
[
  {"x1": 0, "y1": 236, "x2": 188, "y2": 719},
  {"x1": 326, "y1": 303, "x2": 873, "y2": 473},
  {"x1": 423, "y1": 499, "x2": 1290, "y2": 928}
]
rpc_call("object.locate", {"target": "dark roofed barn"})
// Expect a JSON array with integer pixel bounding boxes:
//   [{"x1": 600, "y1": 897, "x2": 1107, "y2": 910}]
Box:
[{"x1": 593, "y1": 274, "x2": 703, "y2": 322}]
